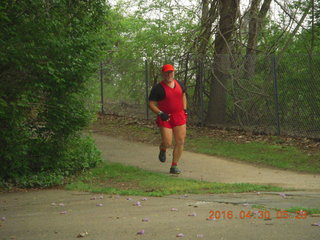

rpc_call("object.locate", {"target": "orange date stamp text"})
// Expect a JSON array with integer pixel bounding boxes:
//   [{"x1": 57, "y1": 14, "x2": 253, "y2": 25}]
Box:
[{"x1": 208, "y1": 210, "x2": 308, "y2": 220}]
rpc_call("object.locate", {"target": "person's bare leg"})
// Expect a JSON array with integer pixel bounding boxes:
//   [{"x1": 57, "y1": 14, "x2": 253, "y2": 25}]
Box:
[
  {"x1": 158, "y1": 127, "x2": 172, "y2": 162},
  {"x1": 172, "y1": 124, "x2": 186, "y2": 165},
  {"x1": 159, "y1": 127, "x2": 173, "y2": 150}
]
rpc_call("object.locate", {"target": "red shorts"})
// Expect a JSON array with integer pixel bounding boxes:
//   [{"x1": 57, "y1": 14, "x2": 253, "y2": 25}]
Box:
[{"x1": 156, "y1": 110, "x2": 187, "y2": 128}]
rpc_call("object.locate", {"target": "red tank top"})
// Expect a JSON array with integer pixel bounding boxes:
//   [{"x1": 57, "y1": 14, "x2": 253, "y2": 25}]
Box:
[{"x1": 158, "y1": 80, "x2": 184, "y2": 114}]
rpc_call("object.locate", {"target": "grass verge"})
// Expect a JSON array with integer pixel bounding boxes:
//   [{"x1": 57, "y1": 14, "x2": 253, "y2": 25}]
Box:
[
  {"x1": 185, "y1": 136, "x2": 320, "y2": 173},
  {"x1": 65, "y1": 162, "x2": 286, "y2": 197}
]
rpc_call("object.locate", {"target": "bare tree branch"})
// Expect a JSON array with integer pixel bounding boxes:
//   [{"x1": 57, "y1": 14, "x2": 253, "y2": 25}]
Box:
[
  {"x1": 280, "y1": 4, "x2": 311, "y2": 53},
  {"x1": 273, "y1": 0, "x2": 308, "y2": 31}
]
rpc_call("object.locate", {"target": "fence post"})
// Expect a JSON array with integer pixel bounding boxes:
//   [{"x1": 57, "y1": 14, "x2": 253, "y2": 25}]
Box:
[
  {"x1": 145, "y1": 59, "x2": 149, "y2": 120},
  {"x1": 100, "y1": 62, "x2": 105, "y2": 115},
  {"x1": 272, "y1": 55, "x2": 280, "y2": 135}
]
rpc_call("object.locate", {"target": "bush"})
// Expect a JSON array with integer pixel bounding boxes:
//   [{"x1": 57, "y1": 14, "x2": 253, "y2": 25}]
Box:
[
  {"x1": 14, "y1": 173, "x2": 65, "y2": 189},
  {"x1": 55, "y1": 135, "x2": 102, "y2": 176},
  {"x1": 0, "y1": 0, "x2": 109, "y2": 187},
  {"x1": 8, "y1": 135, "x2": 102, "y2": 188}
]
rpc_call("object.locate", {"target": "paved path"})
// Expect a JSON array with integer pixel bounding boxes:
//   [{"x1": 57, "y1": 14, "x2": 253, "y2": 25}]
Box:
[
  {"x1": 92, "y1": 133, "x2": 320, "y2": 191},
  {"x1": 1, "y1": 190, "x2": 320, "y2": 240},
  {"x1": 1, "y1": 133, "x2": 320, "y2": 240}
]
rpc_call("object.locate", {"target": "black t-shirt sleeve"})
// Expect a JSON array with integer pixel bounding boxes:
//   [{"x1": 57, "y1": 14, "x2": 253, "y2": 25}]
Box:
[
  {"x1": 148, "y1": 83, "x2": 165, "y2": 101},
  {"x1": 177, "y1": 80, "x2": 187, "y2": 93},
  {"x1": 149, "y1": 80, "x2": 186, "y2": 101}
]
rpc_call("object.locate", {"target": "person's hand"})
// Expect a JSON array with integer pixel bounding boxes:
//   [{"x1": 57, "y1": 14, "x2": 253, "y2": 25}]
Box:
[{"x1": 158, "y1": 111, "x2": 170, "y2": 121}]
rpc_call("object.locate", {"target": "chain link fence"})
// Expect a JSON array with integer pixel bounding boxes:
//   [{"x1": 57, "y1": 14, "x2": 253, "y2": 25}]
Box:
[
  {"x1": 98, "y1": 57, "x2": 148, "y2": 119},
  {"x1": 99, "y1": 54, "x2": 320, "y2": 139}
]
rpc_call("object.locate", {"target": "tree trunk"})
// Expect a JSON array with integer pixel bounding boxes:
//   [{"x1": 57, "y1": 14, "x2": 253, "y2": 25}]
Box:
[
  {"x1": 206, "y1": 0, "x2": 239, "y2": 125},
  {"x1": 244, "y1": 0, "x2": 260, "y2": 79},
  {"x1": 193, "y1": 0, "x2": 218, "y2": 123},
  {"x1": 244, "y1": 0, "x2": 272, "y2": 79}
]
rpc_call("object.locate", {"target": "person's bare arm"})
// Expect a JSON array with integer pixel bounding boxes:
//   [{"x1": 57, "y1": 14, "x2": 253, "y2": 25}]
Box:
[
  {"x1": 149, "y1": 100, "x2": 161, "y2": 114},
  {"x1": 149, "y1": 100, "x2": 170, "y2": 121},
  {"x1": 182, "y1": 93, "x2": 187, "y2": 110}
]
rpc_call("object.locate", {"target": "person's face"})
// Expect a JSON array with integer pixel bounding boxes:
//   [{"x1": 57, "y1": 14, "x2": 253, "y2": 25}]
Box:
[{"x1": 163, "y1": 71, "x2": 174, "y2": 82}]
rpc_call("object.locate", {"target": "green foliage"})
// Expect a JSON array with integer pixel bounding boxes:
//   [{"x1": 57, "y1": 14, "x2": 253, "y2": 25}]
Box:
[
  {"x1": 0, "y1": 0, "x2": 109, "y2": 186},
  {"x1": 276, "y1": 54, "x2": 320, "y2": 131},
  {"x1": 1, "y1": 135, "x2": 101, "y2": 188},
  {"x1": 100, "y1": 0, "x2": 197, "y2": 103},
  {"x1": 13, "y1": 173, "x2": 65, "y2": 188}
]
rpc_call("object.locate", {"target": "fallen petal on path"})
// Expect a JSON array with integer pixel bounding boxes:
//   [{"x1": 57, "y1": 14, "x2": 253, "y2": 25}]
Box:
[
  {"x1": 77, "y1": 231, "x2": 88, "y2": 238},
  {"x1": 171, "y1": 208, "x2": 178, "y2": 211},
  {"x1": 142, "y1": 218, "x2": 149, "y2": 222},
  {"x1": 176, "y1": 233, "x2": 185, "y2": 237},
  {"x1": 279, "y1": 193, "x2": 286, "y2": 198},
  {"x1": 136, "y1": 229, "x2": 145, "y2": 235},
  {"x1": 311, "y1": 222, "x2": 320, "y2": 226}
]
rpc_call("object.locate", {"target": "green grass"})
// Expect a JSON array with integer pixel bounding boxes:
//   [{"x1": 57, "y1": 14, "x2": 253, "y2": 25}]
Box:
[
  {"x1": 65, "y1": 162, "x2": 286, "y2": 197},
  {"x1": 186, "y1": 136, "x2": 320, "y2": 173},
  {"x1": 251, "y1": 204, "x2": 268, "y2": 210},
  {"x1": 282, "y1": 207, "x2": 320, "y2": 215},
  {"x1": 251, "y1": 205, "x2": 320, "y2": 215}
]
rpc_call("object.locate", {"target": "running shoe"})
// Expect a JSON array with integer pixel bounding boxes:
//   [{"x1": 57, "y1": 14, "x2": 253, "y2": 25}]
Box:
[
  {"x1": 158, "y1": 150, "x2": 166, "y2": 162},
  {"x1": 169, "y1": 166, "x2": 181, "y2": 174}
]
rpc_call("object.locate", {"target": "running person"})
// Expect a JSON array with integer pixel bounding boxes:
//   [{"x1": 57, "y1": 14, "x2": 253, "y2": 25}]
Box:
[{"x1": 148, "y1": 64, "x2": 187, "y2": 174}]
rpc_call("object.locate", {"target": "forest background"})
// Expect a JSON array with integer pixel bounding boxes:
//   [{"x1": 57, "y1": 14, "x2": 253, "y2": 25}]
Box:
[{"x1": 1, "y1": 0, "x2": 319, "y2": 187}]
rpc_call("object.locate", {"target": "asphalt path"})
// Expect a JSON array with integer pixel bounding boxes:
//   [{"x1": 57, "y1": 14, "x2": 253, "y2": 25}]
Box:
[{"x1": 1, "y1": 133, "x2": 320, "y2": 240}]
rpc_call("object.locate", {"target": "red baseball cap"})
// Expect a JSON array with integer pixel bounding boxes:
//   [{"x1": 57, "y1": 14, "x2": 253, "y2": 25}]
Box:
[{"x1": 162, "y1": 64, "x2": 175, "y2": 72}]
